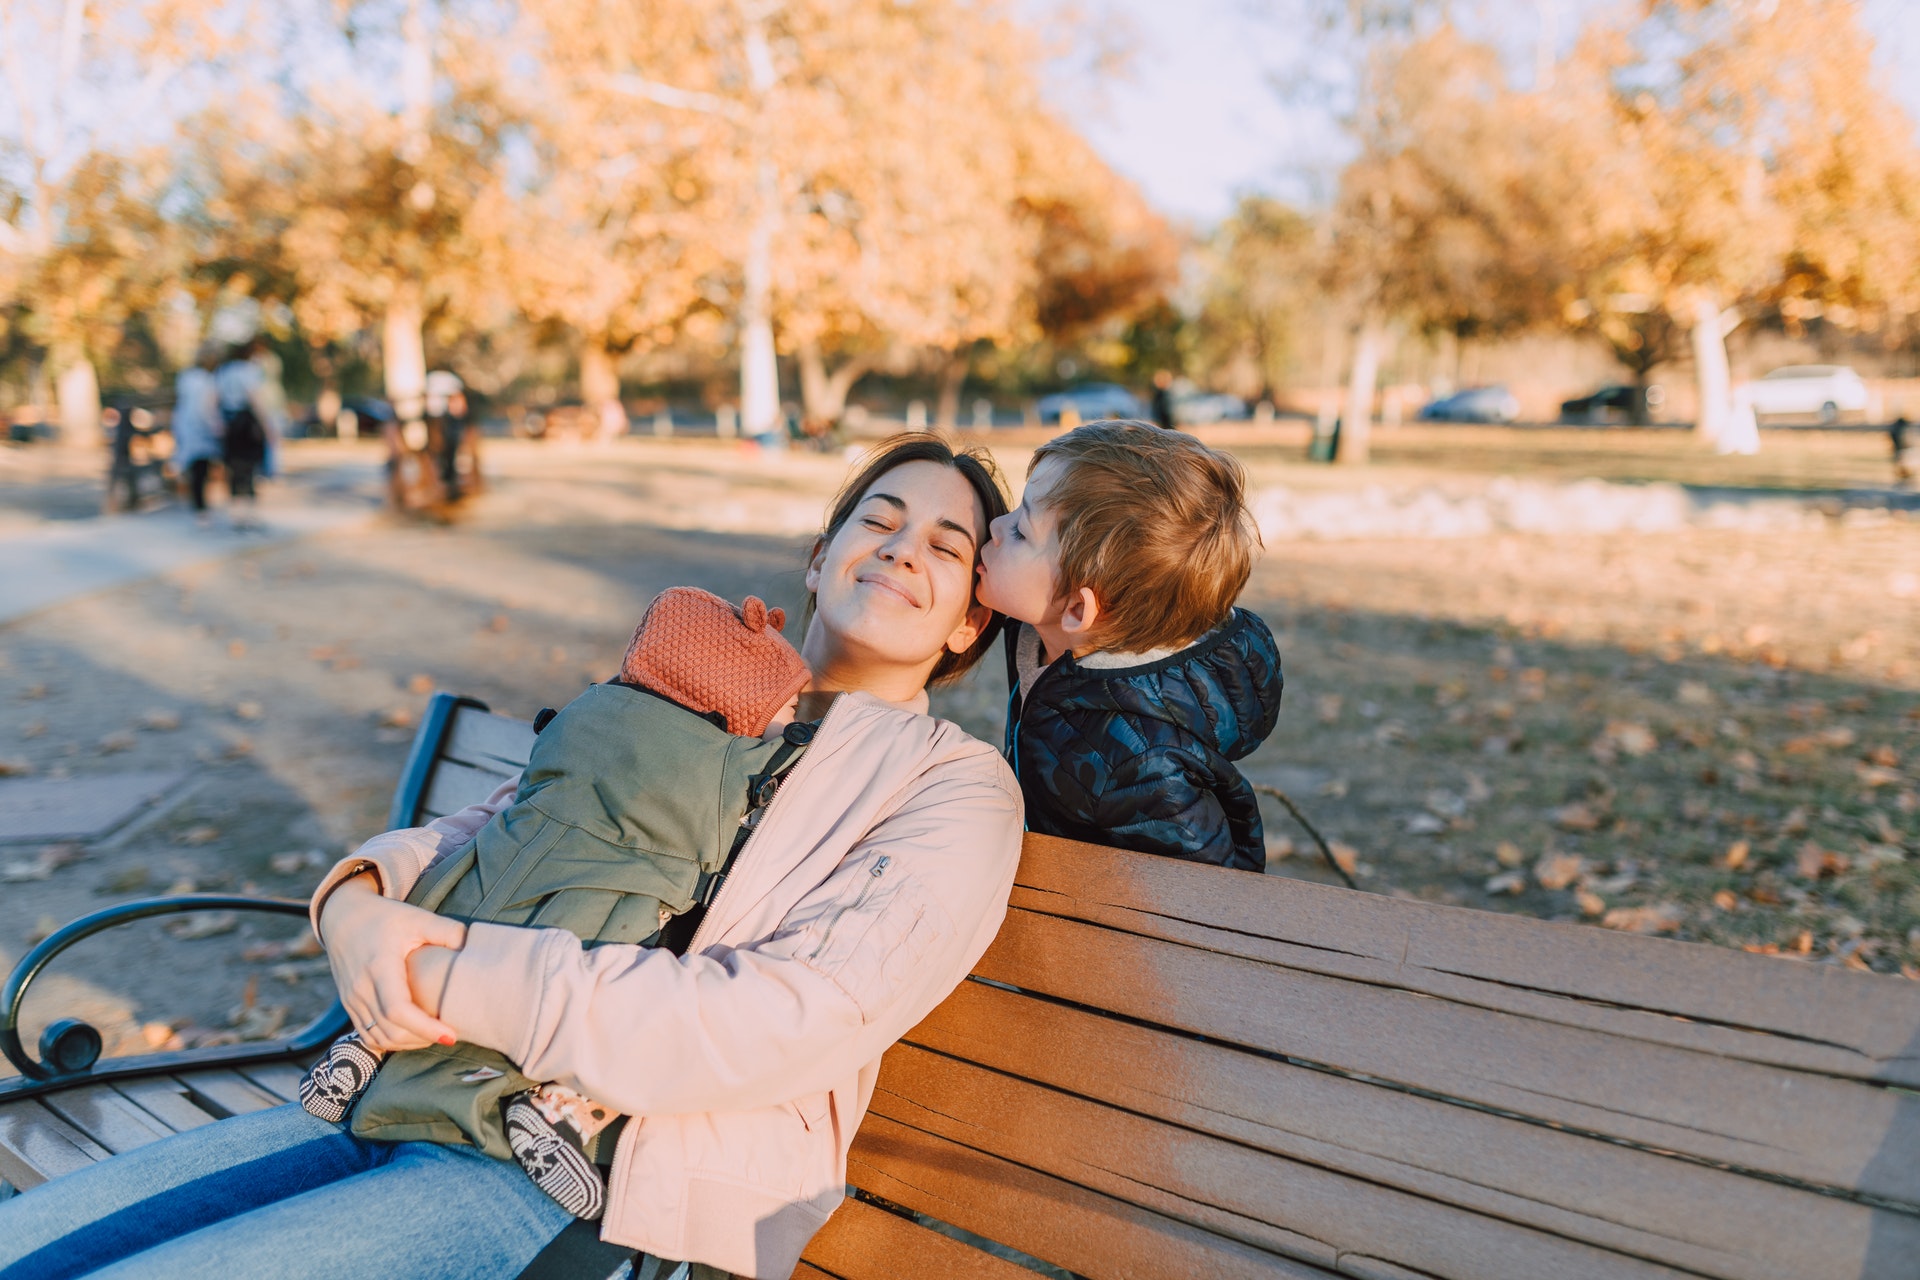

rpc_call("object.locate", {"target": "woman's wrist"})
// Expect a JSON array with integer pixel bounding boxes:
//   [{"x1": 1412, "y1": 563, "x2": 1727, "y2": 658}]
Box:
[{"x1": 315, "y1": 869, "x2": 378, "y2": 946}]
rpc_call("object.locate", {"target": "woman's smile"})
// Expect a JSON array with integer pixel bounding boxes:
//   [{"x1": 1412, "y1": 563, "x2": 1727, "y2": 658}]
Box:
[{"x1": 856, "y1": 572, "x2": 922, "y2": 608}]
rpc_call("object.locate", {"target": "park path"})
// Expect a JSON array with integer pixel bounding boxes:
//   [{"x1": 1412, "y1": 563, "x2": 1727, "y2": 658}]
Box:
[{"x1": 0, "y1": 466, "x2": 383, "y2": 626}]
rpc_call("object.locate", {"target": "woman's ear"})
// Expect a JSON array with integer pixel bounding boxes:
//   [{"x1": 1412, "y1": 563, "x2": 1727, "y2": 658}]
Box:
[
  {"x1": 803, "y1": 537, "x2": 826, "y2": 593},
  {"x1": 1058, "y1": 586, "x2": 1101, "y2": 645},
  {"x1": 944, "y1": 598, "x2": 994, "y2": 656}
]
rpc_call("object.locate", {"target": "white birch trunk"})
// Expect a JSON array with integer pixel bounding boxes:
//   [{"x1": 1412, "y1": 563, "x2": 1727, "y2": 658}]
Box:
[
  {"x1": 55, "y1": 352, "x2": 99, "y2": 441},
  {"x1": 1339, "y1": 316, "x2": 1387, "y2": 465},
  {"x1": 384, "y1": 283, "x2": 427, "y2": 422},
  {"x1": 1689, "y1": 295, "x2": 1735, "y2": 448},
  {"x1": 580, "y1": 338, "x2": 626, "y2": 438}
]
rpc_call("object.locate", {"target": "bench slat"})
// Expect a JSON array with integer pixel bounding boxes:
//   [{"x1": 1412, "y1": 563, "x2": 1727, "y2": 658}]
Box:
[
  {"x1": 113, "y1": 1077, "x2": 221, "y2": 1133},
  {"x1": 802, "y1": 1195, "x2": 1039, "y2": 1280},
  {"x1": 238, "y1": 1063, "x2": 308, "y2": 1105},
  {"x1": 906, "y1": 980, "x2": 1907, "y2": 1280},
  {"x1": 873, "y1": 1044, "x2": 1692, "y2": 1280},
  {"x1": 39, "y1": 1083, "x2": 175, "y2": 1156},
  {"x1": 848, "y1": 1112, "x2": 1338, "y2": 1280},
  {"x1": 420, "y1": 760, "x2": 515, "y2": 823},
  {"x1": 1014, "y1": 835, "x2": 1920, "y2": 1086},
  {"x1": 0, "y1": 1099, "x2": 110, "y2": 1190},
  {"x1": 176, "y1": 1069, "x2": 284, "y2": 1120},
  {"x1": 443, "y1": 707, "x2": 536, "y2": 773},
  {"x1": 976, "y1": 906, "x2": 1920, "y2": 1207}
]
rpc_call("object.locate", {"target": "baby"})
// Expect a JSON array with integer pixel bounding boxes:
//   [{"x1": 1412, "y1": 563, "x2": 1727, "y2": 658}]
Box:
[{"x1": 300, "y1": 587, "x2": 812, "y2": 1220}]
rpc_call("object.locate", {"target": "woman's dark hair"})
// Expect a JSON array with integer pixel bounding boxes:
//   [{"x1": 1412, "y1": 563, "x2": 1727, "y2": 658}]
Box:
[{"x1": 811, "y1": 432, "x2": 1010, "y2": 686}]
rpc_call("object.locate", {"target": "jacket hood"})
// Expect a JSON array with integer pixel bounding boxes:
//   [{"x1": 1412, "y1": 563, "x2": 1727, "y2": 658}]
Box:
[{"x1": 1026, "y1": 607, "x2": 1283, "y2": 762}]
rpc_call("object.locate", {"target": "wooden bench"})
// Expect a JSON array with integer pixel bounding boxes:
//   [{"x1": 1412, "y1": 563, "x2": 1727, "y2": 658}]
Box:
[{"x1": 6, "y1": 693, "x2": 1919, "y2": 1279}]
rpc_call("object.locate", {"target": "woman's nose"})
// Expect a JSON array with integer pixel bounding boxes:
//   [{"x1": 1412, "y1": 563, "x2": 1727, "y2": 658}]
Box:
[{"x1": 877, "y1": 531, "x2": 919, "y2": 568}]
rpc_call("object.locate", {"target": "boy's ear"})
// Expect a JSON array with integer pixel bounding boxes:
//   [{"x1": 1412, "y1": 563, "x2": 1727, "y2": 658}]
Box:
[{"x1": 1058, "y1": 586, "x2": 1101, "y2": 645}]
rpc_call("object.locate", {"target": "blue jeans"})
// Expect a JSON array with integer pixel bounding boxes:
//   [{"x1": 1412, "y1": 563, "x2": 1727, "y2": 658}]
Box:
[{"x1": 0, "y1": 1103, "x2": 584, "y2": 1280}]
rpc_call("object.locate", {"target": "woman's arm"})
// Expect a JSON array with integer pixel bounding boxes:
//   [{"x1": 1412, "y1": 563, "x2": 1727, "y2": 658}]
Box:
[
  {"x1": 319, "y1": 874, "x2": 465, "y2": 1051},
  {"x1": 307, "y1": 776, "x2": 517, "y2": 1051},
  {"x1": 308, "y1": 775, "x2": 519, "y2": 935},
  {"x1": 434, "y1": 758, "x2": 1023, "y2": 1116}
]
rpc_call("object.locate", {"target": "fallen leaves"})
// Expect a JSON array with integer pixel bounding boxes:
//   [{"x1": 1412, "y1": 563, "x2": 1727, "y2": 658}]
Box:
[
  {"x1": 97, "y1": 730, "x2": 137, "y2": 754},
  {"x1": 0, "y1": 843, "x2": 85, "y2": 883},
  {"x1": 408, "y1": 673, "x2": 435, "y2": 695},
  {"x1": 1783, "y1": 726, "x2": 1856, "y2": 754},
  {"x1": 1722, "y1": 840, "x2": 1750, "y2": 870},
  {"x1": 1329, "y1": 842, "x2": 1361, "y2": 877},
  {"x1": 1495, "y1": 840, "x2": 1526, "y2": 868},
  {"x1": 138, "y1": 708, "x2": 181, "y2": 731},
  {"x1": 1677, "y1": 680, "x2": 1715, "y2": 708},
  {"x1": 233, "y1": 701, "x2": 262, "y2": 721},
  {"x1": 1551, "y1": 801, "x2": 1607, "y2": 832},
  {"x1": 269, "y1": 849, "x2": 329, "y2": 875},
  {"x1": 176, "y1": 825, "x2": 221, "y2": 846},
  {"x1": 1794, "y1": 842, "x2": 1849, "y2": 880},
  {"x1": 1602, "y1": 903, "x2": 1684, "y2": 934},
  {"x1": 0, "y1": 757, "x2": 36, "y2": 777},
  {"x1": 165, "y1": 912, "x2": 238, "y2": 941},
  {"x1": 1534, "y1": 852, "x2": 1587, "y2": 891},
  {"x1": 1592, "y1": 721, "x2": 1658, "y2": 763},
  {"x1": 1485, "y1": 870, "x2": 1527, "y2": 894}
]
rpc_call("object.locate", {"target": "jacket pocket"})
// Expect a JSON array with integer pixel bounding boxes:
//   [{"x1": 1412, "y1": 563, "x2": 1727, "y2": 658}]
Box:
[{"x1": 800, "y1": 866, "x2": 941, "y2": 1023}]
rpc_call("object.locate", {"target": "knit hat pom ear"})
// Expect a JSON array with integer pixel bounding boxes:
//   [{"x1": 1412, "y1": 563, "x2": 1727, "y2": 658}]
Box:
[
  {"x1": 767, "y1": 605, "x2": 786, "y2": 633},
  {"x1": 741, "y1": 596, "x2": 768, "y2": 632}
]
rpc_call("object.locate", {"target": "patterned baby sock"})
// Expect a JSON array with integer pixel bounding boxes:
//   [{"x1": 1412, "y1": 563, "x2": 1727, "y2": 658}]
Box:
[
  {"x1": 502, "y1": 1084, "x2": 613, "y2": 1220},
  {"x1": 298, "y1": 1031, "x2": 385, "y2": 1123}
]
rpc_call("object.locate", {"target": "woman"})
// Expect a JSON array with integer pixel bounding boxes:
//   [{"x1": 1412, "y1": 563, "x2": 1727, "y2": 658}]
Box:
[{"x1": 0, "y1": 435, "x2": 1022, "y2": 1280}]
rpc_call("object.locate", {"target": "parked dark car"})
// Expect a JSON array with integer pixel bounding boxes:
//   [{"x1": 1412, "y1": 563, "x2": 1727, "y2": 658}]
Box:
[
  {"x1": 1559, "y1": 384, "x2": 1664, "y2": 424},
  {"x1": 1036, "y1": 382, "x2": 1145, "y2": 425},
  {"x1": 1417, "y1": 386, "x2": 1520, "y2": 423}
]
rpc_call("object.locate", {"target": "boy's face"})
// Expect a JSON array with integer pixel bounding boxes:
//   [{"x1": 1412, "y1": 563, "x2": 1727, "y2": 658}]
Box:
[{"x1": 977, "y1": 456, "x2": 1069, "y2": 626}]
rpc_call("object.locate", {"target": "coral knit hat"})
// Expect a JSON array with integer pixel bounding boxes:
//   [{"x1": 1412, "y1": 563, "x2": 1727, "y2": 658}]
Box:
[{"x1": 618, "y1": 587, "x2": 811, "y2": 737}]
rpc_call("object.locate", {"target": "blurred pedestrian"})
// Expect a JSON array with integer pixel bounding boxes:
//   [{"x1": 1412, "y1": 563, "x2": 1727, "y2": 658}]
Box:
[
  {"x1": 424, "y1": 370, "x2": 469, "y2": 502},
  {"x1": 1892, "y1": 416, "x2": 1917, "y2": 489},
  {"x1": 1150, "y1": 369, "x2": 1175, "y2": 430},
  {"x1": 251, "y1": 339, "x2": 290, "y2": 478},
  {"x1": 102, "y1": 400, "x2": 138, "y2": 513},
  {"x1": 216, "y1": 343, "x2": 270, "y2": 531},
  {"x1": 173, "y1": 347, "x2": 224, "y2": 529}
]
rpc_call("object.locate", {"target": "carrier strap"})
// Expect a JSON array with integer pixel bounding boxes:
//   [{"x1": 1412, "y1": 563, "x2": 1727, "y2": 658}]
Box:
[
  {"x1": 662, "y1": 719, "x2": 815, "y2": 955},
  {"x1": 512, "y1": 1217, "x2": 637, "y2": 1280}
]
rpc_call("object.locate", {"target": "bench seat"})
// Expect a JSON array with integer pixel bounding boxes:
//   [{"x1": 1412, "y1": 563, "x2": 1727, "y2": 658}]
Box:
[{"x1": 5, "y1": 695, "x2": 1916, "y2": 1279}]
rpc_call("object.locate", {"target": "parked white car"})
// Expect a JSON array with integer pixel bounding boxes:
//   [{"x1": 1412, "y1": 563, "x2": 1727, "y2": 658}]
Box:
[{"x1": 1742, "y1": 365, "x2": 1870, "y2": 424}]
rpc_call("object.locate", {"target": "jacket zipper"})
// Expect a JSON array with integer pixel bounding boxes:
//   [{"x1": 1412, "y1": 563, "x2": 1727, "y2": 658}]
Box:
[
  {"x1": 683, "y1": 695, "x2": 848, "y2": 955},
  {"x1": 806, "y1": 855, "x2": 890, "y2": 961}
]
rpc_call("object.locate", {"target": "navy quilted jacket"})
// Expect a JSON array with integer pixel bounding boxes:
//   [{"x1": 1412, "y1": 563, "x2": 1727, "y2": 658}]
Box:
[{"x1": 1003, "y1": 608, "x2": 1284, "y2": 871}]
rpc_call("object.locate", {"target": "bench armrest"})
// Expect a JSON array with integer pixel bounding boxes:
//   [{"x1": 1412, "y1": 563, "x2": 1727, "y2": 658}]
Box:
[{"x1": 1, "y1": 895, "x2": 350, "y2": 1090}]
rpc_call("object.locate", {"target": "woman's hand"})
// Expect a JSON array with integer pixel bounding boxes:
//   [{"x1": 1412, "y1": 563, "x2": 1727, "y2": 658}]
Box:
[{"x1": 318, "y1": 873, "x2": 466, "y2": 1052}]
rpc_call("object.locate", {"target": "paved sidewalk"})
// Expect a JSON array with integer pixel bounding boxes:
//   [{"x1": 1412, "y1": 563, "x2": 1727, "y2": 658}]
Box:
[{"x1": 0, "y1": 487, "x2": 380, "y2": 626}]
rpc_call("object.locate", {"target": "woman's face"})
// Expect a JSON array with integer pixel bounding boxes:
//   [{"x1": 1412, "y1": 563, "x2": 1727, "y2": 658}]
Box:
[{"x1": 804, "y1": 460, "x2": 992, "y2": 686}]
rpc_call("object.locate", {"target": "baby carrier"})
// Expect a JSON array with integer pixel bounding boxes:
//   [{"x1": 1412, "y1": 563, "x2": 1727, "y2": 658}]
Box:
[{"x1": 346, "y1": 680, "x2": 809, "y2": 1158}]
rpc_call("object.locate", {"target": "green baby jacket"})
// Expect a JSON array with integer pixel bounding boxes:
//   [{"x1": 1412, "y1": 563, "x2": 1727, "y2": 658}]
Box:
[{"x1": 349, "y1": 681, "x2": 801, "y2": 1158}]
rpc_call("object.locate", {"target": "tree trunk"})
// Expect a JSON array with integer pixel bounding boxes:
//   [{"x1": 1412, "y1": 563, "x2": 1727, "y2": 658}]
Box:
[
  {"x1": 384, "y1": 282, "x2": 427, "y2": 422},
  {"x1": 935, "y1": 350, "x2": 969, "y2": 429},
  {"x1": 1338, "y1": 316, "x2": 1388, "y2": 466},
  {"x1": 1689, "y1": 295, "x2": 1735, "y2": 448},
  {"x1": 54, "y1": 350, "x2": 99, "y2": 442},
  {"x1": 740, "y1": 169, "x2": 780, "y2": 438},
  {"x1": 796, "y1": 340, "x2": 871, "y2": 426},
  {"x1": 580, "y1": 337, "x2": 626, "y2": 438}
]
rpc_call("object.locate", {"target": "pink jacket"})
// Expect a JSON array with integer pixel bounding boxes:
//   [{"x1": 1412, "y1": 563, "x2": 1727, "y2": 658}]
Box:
[{"x1": 311, "y1": 692, "x2": 1023, "y2": 1277}]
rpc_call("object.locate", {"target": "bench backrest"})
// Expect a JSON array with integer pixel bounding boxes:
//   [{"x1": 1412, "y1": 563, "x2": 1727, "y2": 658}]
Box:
[{"x1": 406, "y1": 695, "x2": 1920, "y2": 1280}]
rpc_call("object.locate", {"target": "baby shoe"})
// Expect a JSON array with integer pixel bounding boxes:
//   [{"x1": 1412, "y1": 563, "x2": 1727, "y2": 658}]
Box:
[
  {"x1": 502, "y1": 1086, "x2": 610, "y2": 1220},
  {"x1": 298, "y1": 1031, "x2": 384, "y2": 1124}
]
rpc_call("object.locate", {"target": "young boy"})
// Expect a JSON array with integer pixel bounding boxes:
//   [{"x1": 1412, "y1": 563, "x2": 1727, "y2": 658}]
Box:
[
  {"x1": 300, "y1": 587, "x2": 813, "y2": 1221},
  {"x1": 975, "y1": 419, "x2": 1282, "y2": 870}
]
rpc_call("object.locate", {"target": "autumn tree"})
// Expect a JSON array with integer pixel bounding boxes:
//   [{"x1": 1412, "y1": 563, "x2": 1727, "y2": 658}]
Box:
[
  {"x1": 1193, "y1": 197, "x2": 1319, "y2": 401},
  {"x1": 0, "y1": 0, "x2": 220, "y2": 435}
]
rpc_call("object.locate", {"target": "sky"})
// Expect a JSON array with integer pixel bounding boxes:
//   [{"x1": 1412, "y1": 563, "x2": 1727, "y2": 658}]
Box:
[{"x1": 1053, "y1": 0, "x2": 1920, "y2": 229}]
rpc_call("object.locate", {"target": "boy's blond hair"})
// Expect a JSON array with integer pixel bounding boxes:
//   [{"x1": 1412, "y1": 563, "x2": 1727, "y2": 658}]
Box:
[{"x1": 1030, "y1": 420, "x2": 1259, "y2": 652}]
